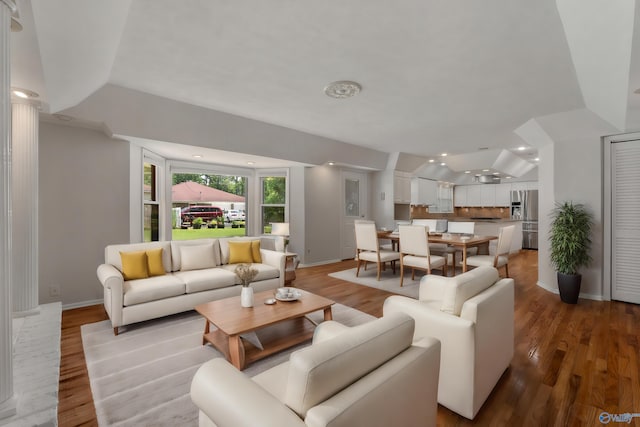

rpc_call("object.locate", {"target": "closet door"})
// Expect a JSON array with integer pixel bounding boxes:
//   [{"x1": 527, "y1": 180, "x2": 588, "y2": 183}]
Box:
[{"x1": 611, "y1": 140, "x2": 640, "y2": 303}]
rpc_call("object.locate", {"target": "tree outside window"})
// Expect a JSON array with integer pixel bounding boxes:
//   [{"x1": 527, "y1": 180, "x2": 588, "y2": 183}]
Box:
[{"x1": 261, "y1": 176, "x2": 286, "y2": 233}]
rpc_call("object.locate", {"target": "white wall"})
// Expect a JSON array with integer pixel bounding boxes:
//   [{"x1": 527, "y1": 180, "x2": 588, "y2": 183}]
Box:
[
  {"x1": 289, "y1": 166, "x2": 305, "y2": 258},
  {"x1": 538, "y1": 135, "x2": 604, "y2": 299},
  {"x1": 304, "y1": 165, "x2": 342, "y2": 265},
  {"x1": 370, "y1": 169, "x2": 395, "y2": 230},
  {"x1": 39, "y1": 121, "x2": 130, "y2": 306}
]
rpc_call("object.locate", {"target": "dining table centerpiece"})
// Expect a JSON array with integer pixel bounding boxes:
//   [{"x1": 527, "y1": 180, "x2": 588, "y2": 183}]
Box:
[{"x1": 235, "y1": 263, "x2": 259, "y2": 307}]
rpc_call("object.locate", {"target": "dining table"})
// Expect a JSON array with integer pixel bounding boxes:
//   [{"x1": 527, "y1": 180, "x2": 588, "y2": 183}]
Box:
[{"x1": 377, "y1": 230, "x2": 498, "y2": 274}]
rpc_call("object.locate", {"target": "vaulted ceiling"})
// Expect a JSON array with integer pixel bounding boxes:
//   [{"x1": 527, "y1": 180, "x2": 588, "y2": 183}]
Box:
[{"x1": 10, "y1": 0, "x2": 640, "y2": 176}]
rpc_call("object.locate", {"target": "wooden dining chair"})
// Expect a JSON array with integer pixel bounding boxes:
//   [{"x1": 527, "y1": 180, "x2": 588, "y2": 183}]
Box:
[
  {"x1": 398, "y1": 225, "x2": 447, "y2": 286},
  {"x1": 354, "y1": 222, "x2": 400, "y2": 280},
  {"x1": 465, "y1": 225, "x2": 515, "y2": 277}
]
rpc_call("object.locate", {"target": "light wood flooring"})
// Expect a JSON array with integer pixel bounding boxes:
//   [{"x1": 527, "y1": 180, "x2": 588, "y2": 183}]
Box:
[{"x1": 58, "y1": 250, "x2": 640, "y2": 426}]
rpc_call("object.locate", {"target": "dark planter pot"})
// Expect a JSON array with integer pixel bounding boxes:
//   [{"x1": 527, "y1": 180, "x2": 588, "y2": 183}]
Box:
[{"x1": 557, "y1": 272, "x2": 581, "y2": 304}]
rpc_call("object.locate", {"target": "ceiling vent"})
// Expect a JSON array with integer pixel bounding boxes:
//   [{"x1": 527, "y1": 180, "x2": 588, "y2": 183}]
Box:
[{"x1": 476, "y1": 175, "x2": 501, "y2": 184}]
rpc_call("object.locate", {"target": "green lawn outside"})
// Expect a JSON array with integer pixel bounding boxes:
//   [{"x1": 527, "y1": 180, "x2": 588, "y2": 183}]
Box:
[{"x1": 171, "y1": 227, "x2": 247, "y2": 240}]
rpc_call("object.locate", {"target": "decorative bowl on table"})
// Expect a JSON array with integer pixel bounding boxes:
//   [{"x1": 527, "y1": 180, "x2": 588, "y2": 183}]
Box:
[{"x1": 275, "y1": 287, "x2": 302, "y2": 301}]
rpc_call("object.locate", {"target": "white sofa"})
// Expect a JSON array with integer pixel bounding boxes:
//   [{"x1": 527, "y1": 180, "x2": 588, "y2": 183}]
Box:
[
  {"x1": 97, "y1": 237, "x2": 287, "y2": 335},
  {"x1": 383, "y1": 266, "x2": 514, "y2": 420},
  {"x1": 190, "y1": 312, "x2": 441, "y2": 427}
]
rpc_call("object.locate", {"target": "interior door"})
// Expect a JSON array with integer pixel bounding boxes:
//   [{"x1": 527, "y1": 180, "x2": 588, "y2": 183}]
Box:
[
  {"x1": 341, "y1": 170, "x2": 368, "y2": 260},
  {"x1": 611, "y1": 140, "x2": 640, "y2": 303}
]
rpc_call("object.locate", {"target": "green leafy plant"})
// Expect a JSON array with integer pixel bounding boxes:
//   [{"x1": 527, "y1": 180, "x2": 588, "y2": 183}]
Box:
[
  {"x1": 549, "y1": 201, "x2": 593, "y2": 275},
  {"x1": 192, "y1": 217, "x2": 204, "y2": 229}
]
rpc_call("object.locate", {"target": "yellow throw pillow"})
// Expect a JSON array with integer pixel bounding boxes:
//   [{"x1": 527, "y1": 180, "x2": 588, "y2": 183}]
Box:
[
  {"x1": 120, "y1": 250, "x2": 149, "y2": 281},
  {"x1": 228, "y1": 241, "x2": 253, "y2": 264},
  {"x1": 251, "y1": 240, "x2": 262, "y2": 263},
  {"x1": 146, "y1": 248, "x2": 165, "y2": 277}
]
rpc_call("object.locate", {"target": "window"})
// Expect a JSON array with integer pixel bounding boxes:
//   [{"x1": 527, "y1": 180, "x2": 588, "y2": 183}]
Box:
[
  {"x1": 143, "y1": 162, "x2": 160, "y2": 242},
  {"x1": 171, "y1": 172, "x2": 248, "y2": 240},
  {"x1": 261, "y1": 175, "x2": 287, "y2": 233}
]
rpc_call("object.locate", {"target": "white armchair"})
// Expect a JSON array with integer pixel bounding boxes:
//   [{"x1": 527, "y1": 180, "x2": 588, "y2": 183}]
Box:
[
  {"x1": 383, "y1": 266, "x2": 514, "y2": 420},
  {"x1": 191, "y1": 313, "x2": 441, "y2": 427}
]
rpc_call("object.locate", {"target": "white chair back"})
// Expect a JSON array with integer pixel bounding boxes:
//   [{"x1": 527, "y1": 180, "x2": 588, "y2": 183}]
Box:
[
  {"x1": 411, "y1": 219, "x2": 438, "y2": 230},
  {"x1": 448, "y1": 221, "x2": 475, "y2": 234},
  {"x1": 496, "y1": 225, "x2": 515, "y2": 256},
  {"x1": 354, "y1": 222, "x2": 379, "y2": 252},
  {"x1": 399, "y1": 225, "x2": 430, "y2": 257}
]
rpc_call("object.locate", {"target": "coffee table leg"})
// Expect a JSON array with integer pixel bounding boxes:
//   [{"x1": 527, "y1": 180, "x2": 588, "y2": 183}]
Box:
[
  {"x1": 202, "y1": 320, "x2": 210, "y2": 345},
  {"x1": 324, "y1": 307, "x2": 333, "y2": 321},
  {"x1": 228, "y1": 335, "x2": 245, "y2": 370}
]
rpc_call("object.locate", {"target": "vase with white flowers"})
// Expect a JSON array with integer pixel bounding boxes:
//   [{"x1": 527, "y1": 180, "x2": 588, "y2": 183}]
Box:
[{"x1": 235, "y1": 263, "x2": 259, "y2": 307}]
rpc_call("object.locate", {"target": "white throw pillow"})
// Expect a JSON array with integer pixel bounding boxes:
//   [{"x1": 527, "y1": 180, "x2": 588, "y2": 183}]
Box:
[
  {"x1": 180, "y1": 243, "x2": 216, "y2": 271},
  {"x1": 440, "y1": 267, "x2": 499, "y2": 316}
]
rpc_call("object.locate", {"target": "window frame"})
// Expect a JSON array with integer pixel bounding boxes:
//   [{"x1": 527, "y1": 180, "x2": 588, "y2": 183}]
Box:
[{"x1": 257, "y1": 169, "x2": 289, "y2": 234}]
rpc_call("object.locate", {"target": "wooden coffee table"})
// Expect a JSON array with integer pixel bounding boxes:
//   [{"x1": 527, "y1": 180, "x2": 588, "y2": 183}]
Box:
[{"x1": 195, "y1": 289, "x2": 335, "y2": 370}]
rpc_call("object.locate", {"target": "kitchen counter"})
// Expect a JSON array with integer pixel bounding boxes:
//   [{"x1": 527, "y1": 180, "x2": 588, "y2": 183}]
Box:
[{"x1": 447, "y1": 217, "x2": 521, "y2": 223}]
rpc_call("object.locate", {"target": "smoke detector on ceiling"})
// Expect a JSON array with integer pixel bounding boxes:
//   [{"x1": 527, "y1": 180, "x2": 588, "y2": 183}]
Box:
[{"x1": 324, "y1": 81, "x2": 362, "y2": 99}]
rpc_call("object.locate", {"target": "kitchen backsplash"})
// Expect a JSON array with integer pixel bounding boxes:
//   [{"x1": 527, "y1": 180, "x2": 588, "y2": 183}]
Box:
[{"x1": 410, "y1": 206, "x2": 510, "y2": 219}]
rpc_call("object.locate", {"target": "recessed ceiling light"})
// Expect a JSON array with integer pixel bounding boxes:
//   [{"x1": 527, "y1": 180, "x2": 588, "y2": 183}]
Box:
[
  {"x1": 464, "y1": 170, "x2": 471, "y2": 174},
  {"x1": 428, "y1": 159, "x2": 435, "y2": 163},
  {"x1": 247, "y1": 161, "x2": 255, "y2": 165},
  {"x1": 440, "y1": 162, "x2": 446, "y2": 166},
  {"x1": 324, "y1": 81, "x2": 361, "y2": 99},
  {"x1": 441, "y1": 153, "x2": 448, "y2": 157},
  {"x1": 493, "y1": 172, "x2": 500, "y2": 175},
  {"x1": 192, "y1": 154, "x2": 202, "y2": 158},
  {"x1": 506, "y1": 176, "x2": 512, "y2": 179},
  {"x1": 482, "y1": 169, "x2": 490, "y2": 172},
  {"x1": 328, "y1": 162, "x2": 335, "y2": 166},
  {"x1": 534, "y1": 157, "x2": 540, "y2": 161},
  {"x1": 475, "y1": 174, "x2": 481, "y2": 177},
  {"x1": 517, "y1": 146, "x2": 526, "y2": 151}
]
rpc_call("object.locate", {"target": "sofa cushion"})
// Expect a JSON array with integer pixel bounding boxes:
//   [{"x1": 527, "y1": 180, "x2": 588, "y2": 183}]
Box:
[
  {"x1": 180, "y1": 243, "x2": 216, "y2": 271},
  {"x1": 284, "y1": 312, "x2": 414, "y2": 417},
  {"x1": 170, "y1": 239, "x2": 221, "y2": 271},
  {"x1": 173, "y1": 268, "x2": 238, "y2": 293},
  {"x1": 440, "y1": 266, "x2": 499, "y2": 316},
  {"x1": 119, "y1": 250, "x2": 149, "y2": 280},
  {"x1": 106, "y1": 241, "x2": 172, "y2": 274},
  {"x1": 146, "y1": 248, "x2": 166, "y2": 277},
  {"x1": 219, "y1": 237, "x2": 258, "y2": 264},
  {"x1": 123, "y1": 274, "x2": 186, "y2": 306},
  {"x1": 220, "y1": 263, "x2": 280, "y2": 284},
  {"x1": 228, "y1": 241, "x2": 254, "y2": 264},
  {"x1": 251, "y1": 240, "x2": 262, "y2": 263}
]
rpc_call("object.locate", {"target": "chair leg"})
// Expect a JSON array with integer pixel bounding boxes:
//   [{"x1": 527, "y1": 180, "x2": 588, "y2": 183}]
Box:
[
  {"x1": 505, "y1": 263, "x2": 509, "y2": 278},
  {"x1": 411, "y1": 269, "x2": 415, "y2": 280},
  {"x1": 376, "y1": 262, "x2": 381, "y2": 281},
  {"x1": 113, "y1": 327, "x2": 119, "y2": 336},
  {"x1": 356, "y1": 259, "x2": 362, "y2": 277},
  {"x1": 400, "y1": 260, "x2": 404, "y2": 287}
]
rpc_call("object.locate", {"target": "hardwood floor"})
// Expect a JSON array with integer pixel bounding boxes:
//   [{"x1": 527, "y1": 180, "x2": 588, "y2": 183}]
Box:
[{"x1": 58, "y1": 251, "x2": 640, "y2": 426}]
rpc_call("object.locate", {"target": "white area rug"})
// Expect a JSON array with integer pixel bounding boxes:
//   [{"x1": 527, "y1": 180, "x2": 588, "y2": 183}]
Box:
[
  {"x1": 328, "y1": 267, "x2": 423, "y2": 299},
  {"x1": 81, "y1": 304, "x2": 375, "y2": 427}
]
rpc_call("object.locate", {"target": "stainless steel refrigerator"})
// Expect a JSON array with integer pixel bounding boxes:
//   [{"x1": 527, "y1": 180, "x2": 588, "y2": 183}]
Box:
[{"x1": 510, "y1": 190, "x2": 538, "y2": 249}]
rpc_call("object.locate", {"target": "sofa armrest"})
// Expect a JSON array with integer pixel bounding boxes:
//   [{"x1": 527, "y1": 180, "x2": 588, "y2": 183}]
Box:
[
  {"x1": 259, "y1": 249, "x2": 287, "y2": 285},
  {"x1": 97, "y1": 263, "x2": 123, "y2": 290},
  {"x1": 97, "y1": 264, "x2": 124, "y2": 329},
  {"x1": 191, "y1": 358, "x2": 306, "y2": 427}
]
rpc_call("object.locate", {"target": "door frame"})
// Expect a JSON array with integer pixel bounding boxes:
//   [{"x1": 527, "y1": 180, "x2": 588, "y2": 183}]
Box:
[{"x1": 340, "y1": 169, "x2": 369, "y2": 260}]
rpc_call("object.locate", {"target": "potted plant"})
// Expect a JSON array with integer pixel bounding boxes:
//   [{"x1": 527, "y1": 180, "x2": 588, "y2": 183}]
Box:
[
  {"x1": 549, "y1": 201, "x2": 593, "y2": 304},
  {"x1": 192, "y1": 217, "x2": 204, "y2": 229}
]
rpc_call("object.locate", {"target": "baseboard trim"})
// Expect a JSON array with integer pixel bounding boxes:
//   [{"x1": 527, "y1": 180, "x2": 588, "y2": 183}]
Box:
[
  {"x1": 62, "y1": 299, "x2": 103, "y2": 311},
  {"x1": 299, "y1": 259, "x2": 343, "y2": 268},
  {"x1": 536, "y1": 280, "x2": 604, "y2": 301}
]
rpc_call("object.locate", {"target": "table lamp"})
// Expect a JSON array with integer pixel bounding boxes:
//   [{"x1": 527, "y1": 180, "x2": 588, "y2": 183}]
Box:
[{"x1": 270, "y1": 222, "x2": 290, "y2": 252}]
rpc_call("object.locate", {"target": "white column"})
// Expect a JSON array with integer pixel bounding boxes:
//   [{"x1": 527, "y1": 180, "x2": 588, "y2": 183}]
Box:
[
  {"x1": 12, "y1": 99, "x2": 39, "y2": 316},
  {"x1": 0, "y1": 0, "x2": 17, "y2": 420}
]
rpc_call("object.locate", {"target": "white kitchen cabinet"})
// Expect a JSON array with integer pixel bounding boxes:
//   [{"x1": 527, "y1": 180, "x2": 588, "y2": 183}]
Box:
[
  {"x1": 411, "y1": 177, "x2": 438, "y2": 205},
  {"x1": 454, "y1": 186, "x2": 467, "y2": 207},
  {"x1": 510, "y1": 181, "x2": 537, "y2": 191},
  {"x1": 480, "y1": 185, "x2": 496, "y2": 206},
  {"x1": 494, "y1": 183, "x2": 511, "y2": 206},
  {"x1": 393, "y1": 171, "x2": 412, "y2": 203},
  {"x1": 466, "y1": 185, "x2": 482, "y2": 206}
]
